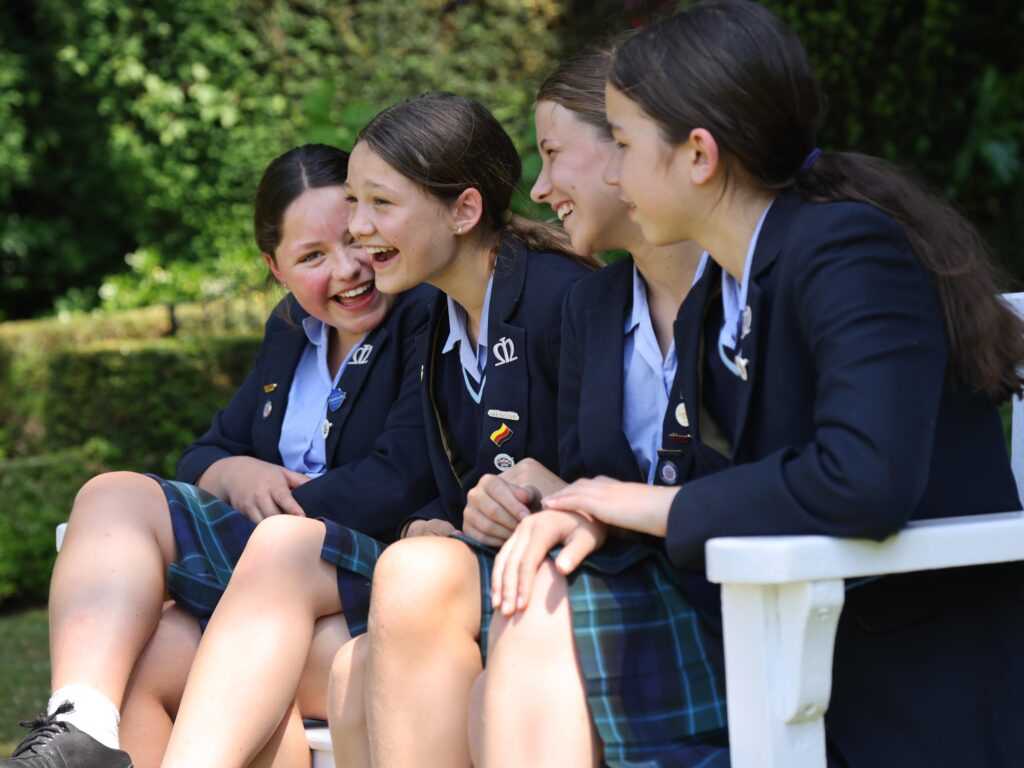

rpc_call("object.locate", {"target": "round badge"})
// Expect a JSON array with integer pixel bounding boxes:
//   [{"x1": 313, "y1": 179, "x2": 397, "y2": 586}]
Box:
[
  {"x1": 262, "y1": 400, "x2": 273, "y2": 420},
  {"x1": 675, "y1": 402, "x2": 689, "y2": 428},
  {"x1": 659, "y1": 460, "x2": 678, "y2": 485},
  {"x1": 494, "y1": 453, "x2": 515, "y2": 472}
]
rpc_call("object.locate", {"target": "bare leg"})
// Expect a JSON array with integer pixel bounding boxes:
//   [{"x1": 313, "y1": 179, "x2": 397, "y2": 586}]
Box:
[
  {"x1": 365, "y1": 537, "x2": 483, "y2": 768},
  {"x1": 328, "y1": 635, "x2": 369, "y2": 768},
  {"x1": 49, "y1": 471, "x2": 177, "y2": 706},
  {"x1": 474, "y1": 561, "x2": 601, "y2": 768},
  {"x1": 162, "y1": 515, "x2": 348, "y2": 768},
  {"x1": 249, "y1": 703, "x2": 311, "y2": 768},
  {"x1": 120, "y1": 604, "x2": 201, "y2": 768}
]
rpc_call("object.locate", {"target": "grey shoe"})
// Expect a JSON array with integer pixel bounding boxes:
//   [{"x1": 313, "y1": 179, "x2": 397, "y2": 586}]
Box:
[{"x1": 0, "y1": 702, "x2": 133, "y2": 767}]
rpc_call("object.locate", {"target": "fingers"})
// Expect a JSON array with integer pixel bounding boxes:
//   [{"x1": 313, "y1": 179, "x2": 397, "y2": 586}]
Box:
[
  {"x1": 512, "y1": 484, "x2": 543, "y2": 512},
  {"x1": 270, "y1": 484, "x2": 305, "y2": 517},
  {"x1": 490, "y1": 515, "x2": 563, "y2": 616},
  {"x1": 554, "y1": 524, "x2": 604, "y2": 575},
  {"x1": 283, "y1": 468, "x2": 311, "y2": 488}
]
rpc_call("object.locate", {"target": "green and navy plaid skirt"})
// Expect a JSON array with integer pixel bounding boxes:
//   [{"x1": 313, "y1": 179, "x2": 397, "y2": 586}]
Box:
[
  {"x1": 156, "y1": 475, "x2": 384, "y2": 637},
  {"x1": 454, "y1": 534, "x2": 730, "y2": 768}
]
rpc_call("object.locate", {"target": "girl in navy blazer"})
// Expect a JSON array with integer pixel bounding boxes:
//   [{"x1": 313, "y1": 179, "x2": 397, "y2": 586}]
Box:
[
  {"x1": 1, "y1": 144, "x2": 438, "y2": 768},
  {"x1": 494, "y1": 3, "x2": 1024, "y2": 767},
  {"x1": 361, "y1": 44, "x2": 729, "y2": 768},
  {"x1": 155, "y1": 94, "x2": 595, "y2": 768}
]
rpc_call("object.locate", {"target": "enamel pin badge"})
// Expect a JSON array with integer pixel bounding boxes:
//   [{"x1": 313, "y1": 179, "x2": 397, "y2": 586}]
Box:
[
  {"x1": 486, "y1": 408, "x2": 520, "y2": 421},
  {"x1": 328, "y1": 388, "x2": 347, "y2": 412},
  {"x1": 262, "y1": 401, "x2": 273, "y2": 419},
  {"x1": 263, "y1": 383, "x2": 278, "y2": 393},
  {"x1": 494, "y1": 453, "x2": 515, "y2": 471},
  {"x1": 490, "y1": 423, "x2": 513, "y2": 447}
]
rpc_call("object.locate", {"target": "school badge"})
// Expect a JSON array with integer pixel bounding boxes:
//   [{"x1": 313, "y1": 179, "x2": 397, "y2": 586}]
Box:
[
  {"x1": 489, "y1": 423, "x2": 513, "y2": 447},
  {"x1": 494, "y1": 453, "x2": 515, "y2": 472},
  {"x1": 492, "y1": 336, "x2": 518, "y2": 367},
  {"x1": 350, "y1": 344, "x2": 373, "y2": 365}
]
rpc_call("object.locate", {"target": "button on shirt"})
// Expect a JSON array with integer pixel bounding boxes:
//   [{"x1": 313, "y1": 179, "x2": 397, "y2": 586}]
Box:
[
  {"x1": 442, "y1": 275, "x2": 494, "y2": 404},
  {"x1": 622, "y1": 265, "x2": 678, "y2": 484},
  {"x1": 278, "y1": 316, "x2": 365, "y2": 477}
]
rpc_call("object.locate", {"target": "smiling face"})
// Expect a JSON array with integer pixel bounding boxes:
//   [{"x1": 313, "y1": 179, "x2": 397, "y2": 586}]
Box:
[
  {"x1": 529, "y1": 100, "x2": 640, "y2": 256},
  {"x1": 604, "y1": 84, "x2": 697, "y2": 247},
  {"x1": 344, "y1": 141, "x2": 461, "y2": 295},
  {"x1": 265, "y1": 185, "x2": 393, "y2": 346}
]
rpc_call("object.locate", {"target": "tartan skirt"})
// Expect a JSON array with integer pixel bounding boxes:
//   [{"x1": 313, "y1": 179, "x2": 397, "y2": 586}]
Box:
[
  {"x1": 156, "y1": 475, "x2": 385, "y2": 637},
  {"x1": 456, "y1": 534, "x2": 731, "y2": 768}
]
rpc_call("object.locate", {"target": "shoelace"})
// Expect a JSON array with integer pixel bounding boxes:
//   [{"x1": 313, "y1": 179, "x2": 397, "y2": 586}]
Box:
[{"x1": 13, "y1": 701, "x2": 74, "y2": 756}]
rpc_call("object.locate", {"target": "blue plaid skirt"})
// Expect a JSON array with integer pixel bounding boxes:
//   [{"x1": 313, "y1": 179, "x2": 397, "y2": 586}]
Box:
[
  {"x1": 456, "y1": 534, "x2": 730, "y2": 768},
  {"x1": 156, "y1": 475, "x2": 385, "y2": 637}
]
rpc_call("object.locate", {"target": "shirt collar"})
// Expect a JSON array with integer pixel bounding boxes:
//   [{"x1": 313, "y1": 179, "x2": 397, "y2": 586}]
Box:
[
  {"x1": 442, "y1": 273, "x2": 494, "y2": 383},
  {"x1": 302, "y1": 315, "x2": 329, "y2": 347},
  {"x1": 720, "y1": 198, "x2": 774, "y2": 350}
]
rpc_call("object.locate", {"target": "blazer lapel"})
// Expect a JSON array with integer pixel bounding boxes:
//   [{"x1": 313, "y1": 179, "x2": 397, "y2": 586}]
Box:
[
  {"x1": 580, "y1": 264, "x2": 638, "y2": 479},
  {"x1": 323, "y1": 329, "x2": 389, "y2": 459},
  {"x1": 729, "y1": 193, "x2": 798, "y2": 455},
  {"x1": 254, "y1": 312, "x2": 308, "y2": 465},
  {"x1": 480, "y1": 240, "x2": 530, "y2": 472}
]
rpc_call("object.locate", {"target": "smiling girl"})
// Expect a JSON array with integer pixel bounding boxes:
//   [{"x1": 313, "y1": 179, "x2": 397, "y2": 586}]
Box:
[
  {"x1": 153, "y1": 94, "x2": 596, "y2": 768},
  {"x1": 0, "y1": 144, "x2": 439, "y2": 768},
  {"x1": 491, "y1": 2, "x2": 1024, "y2": 767}
]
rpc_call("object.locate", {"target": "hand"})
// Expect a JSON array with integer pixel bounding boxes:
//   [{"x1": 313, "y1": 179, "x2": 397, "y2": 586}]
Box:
[
  {"x1": 463, "y1": 459, "x2": 568, "y2": 547},
  {"x1": 490, "y1": 510, "x2": 607, "y2": 617},
  {"x1": 198, "y1": 456, "x2": 309, "y2": 523},
  {"x1": 405, "y1": 519, "x2": 459, "y2": 538},
  {"x1": 542, "y1": 476, "x2": 676, "y2": 537}
]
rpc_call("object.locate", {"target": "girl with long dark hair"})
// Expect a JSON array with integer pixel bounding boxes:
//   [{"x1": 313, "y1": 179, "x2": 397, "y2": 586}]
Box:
[{"x1": 490, "y1": 3, "x2": 1024, "y2": 766}]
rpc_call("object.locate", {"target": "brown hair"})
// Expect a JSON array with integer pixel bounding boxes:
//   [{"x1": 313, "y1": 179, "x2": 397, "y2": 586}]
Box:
[
  {"x1": 357, "y1": 92, "x2": 600, "y2": 269},
  {"x1": 610, "y1": 0, "x2": 1024, "y2": 402},
  {"x1": 536, "y1": 33, "x2": 636, "y2": 142}
]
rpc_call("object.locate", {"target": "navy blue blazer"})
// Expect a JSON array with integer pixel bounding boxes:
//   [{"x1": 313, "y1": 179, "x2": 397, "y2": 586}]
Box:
[
  {"x1": 413, "y1": 238, "x2": 591, "y2": 528},
  {"x1": 558, "y1": 256, "x2": 645, "y2": 484},
  {"x1": 176, "y1": 285, "x2": 440, "y2": 542},
  {"x1": 662, "y1": 193, "x2": 1024, "y2": 767}
]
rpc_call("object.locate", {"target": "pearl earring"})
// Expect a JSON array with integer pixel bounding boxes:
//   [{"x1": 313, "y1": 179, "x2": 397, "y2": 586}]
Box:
[{"x1": 455, "y1": 226, "x2": 463, "y2": 234}]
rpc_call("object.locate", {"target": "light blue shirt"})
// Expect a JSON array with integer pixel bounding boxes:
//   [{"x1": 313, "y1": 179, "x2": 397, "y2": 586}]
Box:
[
  {"x1": 622, "y1": 265, "x2": 678, "y2": 484},
  {"x1": 718, "y1": 200, "x2": 774, "y2": 376},
  {"x1": 442, "y1": 275, "x2": 494, "y2": 404},
  {"x1": 278, "y1": 316, "x2": 365, "y2": 478}
]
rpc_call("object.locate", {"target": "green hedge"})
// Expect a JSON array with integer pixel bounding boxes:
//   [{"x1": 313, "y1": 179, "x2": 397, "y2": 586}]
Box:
[
  {"x1": 0, "y1": 439, "x2": 117, "y2": 609},
  {"x1": 43, "y1": 335, "x2": 263, "y2": 476}
]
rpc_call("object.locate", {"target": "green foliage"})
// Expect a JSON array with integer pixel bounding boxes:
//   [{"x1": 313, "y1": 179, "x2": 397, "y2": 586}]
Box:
[
  {"x1": 0, "y1": 440, "x2": 116, "y2": 608},
  {"x1": 0, "y1": 0, "x2": 569, "y2": 318},
  {"x1": 43, "y1": 335, "x2": 263, "y2": 476},
  {"x1": 0, "y1": 607, "x2": 50, "y2": 752},
  {"x1": 0, "y1": 295, "x2": 272, "y2": 460}
]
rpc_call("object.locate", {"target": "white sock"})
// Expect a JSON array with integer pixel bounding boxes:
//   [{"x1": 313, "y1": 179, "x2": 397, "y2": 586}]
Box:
[{"x1": 47, "y1": 684, "x2": 120, "y2": 750}]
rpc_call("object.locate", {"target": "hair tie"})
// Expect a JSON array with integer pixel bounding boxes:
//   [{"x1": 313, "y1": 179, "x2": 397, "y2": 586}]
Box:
[{"x1": 800, "y1": 147, "x2": 823, "y2": 175}]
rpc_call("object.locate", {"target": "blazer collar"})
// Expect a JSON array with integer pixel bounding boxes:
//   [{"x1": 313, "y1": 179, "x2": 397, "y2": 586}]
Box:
[
  {"x1": 323, "y1": 323, "x2": 390, "y2": 458},
  {"x1": 581, "y1": 258, "x2": 641, "y2": 480}
]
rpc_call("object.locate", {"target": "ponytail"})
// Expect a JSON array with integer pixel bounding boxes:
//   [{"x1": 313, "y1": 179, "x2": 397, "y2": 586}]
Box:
[{"x1": 503, "y1": 214, "x2": 602, "y2": 270}]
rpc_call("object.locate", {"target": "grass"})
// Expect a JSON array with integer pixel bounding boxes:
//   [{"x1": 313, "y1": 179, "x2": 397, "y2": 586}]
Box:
[{"x1": 0, "y1": 606, "x2": 49, "y2": 757}]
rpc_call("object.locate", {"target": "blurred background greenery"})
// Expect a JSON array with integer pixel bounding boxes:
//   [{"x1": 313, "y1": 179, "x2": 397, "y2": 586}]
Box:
[
  {"x1": 0, "y1": 0, "x2": 1022, "y2": 746},
  {"x1": 2, "y1": 0, "x2": 1022, "y2": 322}
]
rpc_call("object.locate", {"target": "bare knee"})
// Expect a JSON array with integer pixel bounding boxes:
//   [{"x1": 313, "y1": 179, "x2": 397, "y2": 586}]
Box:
[
  {"x1": 230, "y1": 515, "x2": 326, "y2": 585},
  {"x1": 69, "y1": 471, "x2": 163, "y2": 525},
  {"x1": 490, "y1": 560, "x2": 572, "y2": 659},
  {"x1": 368, "y1": 537, "x2": 480, "y2": 639},
  {"x1": 328, "y1": 635, "x2": 369, "y2": 728}
]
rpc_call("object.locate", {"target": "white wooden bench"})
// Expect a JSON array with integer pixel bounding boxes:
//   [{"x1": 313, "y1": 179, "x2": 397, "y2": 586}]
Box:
[{"x1": 703, "y1": 290, "x2": 1024, "y2": 767}]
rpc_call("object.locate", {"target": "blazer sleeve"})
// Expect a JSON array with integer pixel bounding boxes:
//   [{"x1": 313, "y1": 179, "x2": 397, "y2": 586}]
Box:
[
  {"x1": 665, "y1": 205, "x2": 949, "y2": 567},
  {"x1": 290, "y1": 313, "x2": 439, "y2": 542},
  {"x1": 174, "y1": 315, "x2": 284, "y2": 484}
]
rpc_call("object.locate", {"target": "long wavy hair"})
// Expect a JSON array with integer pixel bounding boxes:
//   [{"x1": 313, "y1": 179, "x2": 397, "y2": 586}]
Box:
[{"x1": 610, "y1": 0, "x2": 1024, "y2": 402}]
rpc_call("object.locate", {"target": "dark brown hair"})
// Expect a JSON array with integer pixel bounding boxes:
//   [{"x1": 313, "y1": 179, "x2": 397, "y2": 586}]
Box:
[
  {"x1": 610, "y1": 0, "x2": 1024, "y2": 402},
  {"x1": 536, "y1": 33, "x2": 636, "y2": 142},
  {"x1": 357, "y1": 92, "x2": 600, "y2": 269},
  {"x1": 253, "y1": 144, "x2": 350, "y2": 256}
]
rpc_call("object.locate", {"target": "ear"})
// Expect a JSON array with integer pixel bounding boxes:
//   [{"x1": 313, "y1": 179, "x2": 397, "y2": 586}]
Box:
[
  {"x1": 263, "y1": 252, "x2": 286, "y2": 286},
  {"x1": 451, "y1": 188, "x2": 485, "y2": 235},
  {"x1": 686, "y1": 128, "x2": 720, "y2": 186}
]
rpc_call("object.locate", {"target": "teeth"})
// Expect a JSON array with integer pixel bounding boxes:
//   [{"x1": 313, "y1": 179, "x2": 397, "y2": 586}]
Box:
[
  {"x1": 556, "y1": 202, "x2": 575, "y2": 222},
  {"x1": 365, "y1": 246, "x2": 394, "y2": 255},
  {"x1": 339, "y1": 283, "x2": 372, "y2": 299}
]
